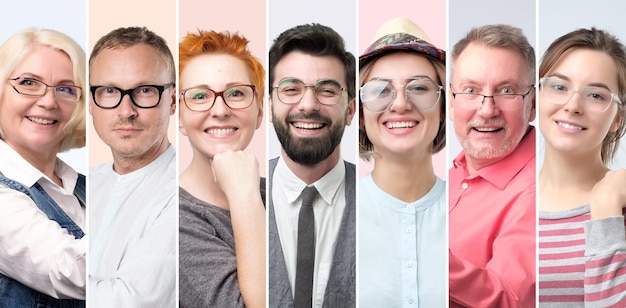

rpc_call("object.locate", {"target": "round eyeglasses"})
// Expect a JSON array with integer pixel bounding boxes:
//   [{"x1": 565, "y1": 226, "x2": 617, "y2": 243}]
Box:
[
  {"x1": 539, "y1": 76, "x2": 623, "y2": 113},
  {"x1": 272, "y1": 78, "x2": 345, "y2": 105},
  {"x1": 180, "y1": 84, "x2": 256, "y2": 112},
  {"x1": 451, "y1": 85, "x2": 534, "y2": 111},
  {"x1": 9, "y1": 77, "x2": 82, "y2": 104},
  {"x1": 360, "y1": 78, "x2": 443, "y2": 113},
  {"x1": 90, "y1": 83, "x2": 174, "y2": 109}
]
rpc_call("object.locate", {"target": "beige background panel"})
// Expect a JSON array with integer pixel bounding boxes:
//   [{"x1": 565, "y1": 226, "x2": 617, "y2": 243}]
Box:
[
  {"x1": 179, "y1": 0, "x2": 267, "y2": 176},
  {"x1": 88, "y1": 0, "x2": 177, "y2": 167}
]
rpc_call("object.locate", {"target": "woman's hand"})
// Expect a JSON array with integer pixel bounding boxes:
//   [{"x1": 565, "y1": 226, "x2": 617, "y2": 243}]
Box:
[{"x1": 212, "y1": 150, "x2": 260, "y2": 206}]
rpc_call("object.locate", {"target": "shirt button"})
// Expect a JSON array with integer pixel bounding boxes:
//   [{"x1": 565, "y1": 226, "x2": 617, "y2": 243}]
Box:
[
  {"x1": 406, "y1": 228, "x2": 412, "y2": 234},
  {"x1": 407, "y1": 261, "x2": 412, "y2": 268},
  {"x1": 408, "y1": 297, "x2": 415, "y2": 304},
  {"x1": 462, "y1": 182, "x2": 468, "y2": 189},
  {"x1": 405, "y1": 204, "x2": 413, "y2": 211}
]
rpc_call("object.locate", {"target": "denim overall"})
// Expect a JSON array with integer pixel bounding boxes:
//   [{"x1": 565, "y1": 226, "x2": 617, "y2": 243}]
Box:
[{"x1": 0, "y1": 172, "x2": 85, "y2": 308}]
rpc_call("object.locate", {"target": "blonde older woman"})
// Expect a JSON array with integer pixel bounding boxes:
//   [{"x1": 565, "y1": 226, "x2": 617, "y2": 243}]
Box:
[{"x1": 0, "y1": 28, "x2": 86, "y2": 306}]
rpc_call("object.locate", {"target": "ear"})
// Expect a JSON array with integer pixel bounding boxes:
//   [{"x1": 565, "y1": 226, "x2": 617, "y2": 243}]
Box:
[
  {"x1": 268, "y1": 96, "x2": 274, "y2": 123},
  {"x1": 345, "y1": 97, "x2": 356, "y2": 126},
  {"x1": 255, "y1": 97, "x2": 264, "y2": 130},
  {"x1": 609, "y1": 110, "x2": 623, "y2": 133},
  {"x1": 527, "y1": 89, "x2": 536, "y2": 122},
  {"x1": 448, "y1": 90, "x2": 454, "y2": 121},
  {"x1": 169, "y1": 91, "x2": 176, "y2": 116}
]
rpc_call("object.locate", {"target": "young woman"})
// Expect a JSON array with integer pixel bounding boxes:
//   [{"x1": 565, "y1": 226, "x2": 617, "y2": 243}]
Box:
[
  {"x1": 538, "y1": 27, "x2": 626, "y2": 306},
  {"x1": 358, "y1": 17, "x2": 447, "y2": 307},
  {"x1": 0, "y1": 29, "x2": 86, "y2": 306},
  {"x1": 178, "y1": 30, "x2": 265, "y2": 308}
]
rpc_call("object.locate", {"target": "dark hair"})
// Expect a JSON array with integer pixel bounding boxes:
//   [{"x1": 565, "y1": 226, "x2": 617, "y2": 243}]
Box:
[
  {"x1": 269, "y1": 23, "x2": 355, "y2": 99},
  {"x1": 540, "y1": 27, "x2": 626, "y2": 163},
  {"x1": 90, "y1": 26, "x2": 175, "y2": 83}
]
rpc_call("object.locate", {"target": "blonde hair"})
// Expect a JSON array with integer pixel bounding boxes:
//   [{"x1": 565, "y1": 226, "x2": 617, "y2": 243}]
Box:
[{"x1": 0, "y1": 28, "x2": 86, "y2": 151}]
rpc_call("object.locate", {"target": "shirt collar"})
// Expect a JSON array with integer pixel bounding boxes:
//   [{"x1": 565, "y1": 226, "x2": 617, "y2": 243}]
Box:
[
  {"x1": 453, "y1": 126, "x2": 536, "y2": 190},
  {"x1": 276, "y1": 157, "x2": 345, "y2": 206},
  {"x1": 0, "y1": 139, "x2": 77, "y2": 192}
]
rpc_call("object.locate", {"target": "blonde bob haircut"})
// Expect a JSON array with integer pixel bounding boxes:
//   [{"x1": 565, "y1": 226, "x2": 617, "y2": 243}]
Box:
[{"x1": 0, "y1": 28, "x2": 86, "y2": 152}]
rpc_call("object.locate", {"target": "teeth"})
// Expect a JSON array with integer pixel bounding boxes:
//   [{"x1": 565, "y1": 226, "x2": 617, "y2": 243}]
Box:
[
  {"x1": 205, "y1": 128, "x2": 236, "y2": 135},
  {"x1": 474, "y1": 127, "x2": 500, "y2": 132},
  {"x1": 558, "y1": 122, "x2": 583, "y2": 130},
  {"x1": 385, "y1": 121, "x2": 416, "y2": 129},
  {"x1": 27, "y1": 117, "x2": 55, "y2": 125},
  {"x1": 293, "y1": 122, "x2": 323, "y2": 129}
]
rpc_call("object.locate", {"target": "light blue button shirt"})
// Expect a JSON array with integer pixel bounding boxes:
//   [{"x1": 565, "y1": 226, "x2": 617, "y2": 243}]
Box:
[{"x1": 358, "y1": 173, "x2": 446, "y2": 308}]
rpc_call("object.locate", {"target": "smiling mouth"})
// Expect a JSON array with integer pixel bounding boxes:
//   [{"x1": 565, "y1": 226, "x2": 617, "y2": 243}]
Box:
[
  {"x1": 472, "y1": 127, "x2": 503, "y2": 132},
  {"x1": 385, "y1": 121, "x2": 417, "y2": 129},
  {"x1": 205, "y1": 128, "x2": 237, "y2": 135},
  {"x1": 292, "y1": 122, "x2": 324, "y2": 130},
  {"x1": 26, "y1": 116, "x2": 56, "y2": 125},
  {"x1": 557, "y1": 121, "x2": 585, "y2": 130}
]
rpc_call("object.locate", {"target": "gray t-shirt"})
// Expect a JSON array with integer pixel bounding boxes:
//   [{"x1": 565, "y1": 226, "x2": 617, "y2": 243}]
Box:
[{"x1": 178, "y1": 178, "x2": 265, "y2": 308}]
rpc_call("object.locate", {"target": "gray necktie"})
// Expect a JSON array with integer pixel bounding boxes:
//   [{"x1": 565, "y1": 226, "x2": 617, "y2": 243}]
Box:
[{"x1": 294, "y1": 186, "x2": 319, "y2": 308}]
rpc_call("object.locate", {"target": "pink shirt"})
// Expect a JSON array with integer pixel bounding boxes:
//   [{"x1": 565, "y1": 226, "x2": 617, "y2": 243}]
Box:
[{"x1": 449, "y1": 128, "x2": 536, "y2": 308}]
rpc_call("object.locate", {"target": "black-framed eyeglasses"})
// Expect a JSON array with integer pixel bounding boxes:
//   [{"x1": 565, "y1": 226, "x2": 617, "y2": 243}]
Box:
[
  {"x1": 90, "y1": 83, "x2": 175, "y2": 109},
  {"x1": 9, "y1": 77, "x2": 82, "y2": 104},
  {"x1": 180, "y1": 84, "x2": 256, "y2": 112},
  {"x1": 539, "y1": 76, "x2": 623, "y2": 113},
  {"x1": 450, "y1": 84, "x2": 534, "y2": 110},
  {"x1": 272, "y1": 77, "x2": 345, "y2": 105},
  {"x1": 360, "y1": 77, "x2": 443, "y2": 113}
]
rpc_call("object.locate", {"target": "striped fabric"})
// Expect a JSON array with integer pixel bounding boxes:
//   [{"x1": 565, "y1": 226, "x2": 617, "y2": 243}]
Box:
[{"x1": 539, "y1": 205, "x2": 626, "y2": 307}]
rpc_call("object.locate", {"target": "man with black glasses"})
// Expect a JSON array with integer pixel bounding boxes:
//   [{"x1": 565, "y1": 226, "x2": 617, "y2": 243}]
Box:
[
  {"x1": 268, "y1": 24, "x2": 356, "y2": 308},
  {"x1": 88, "y1": 26, "x2": 176, "y2": 307},
  {"x1": 448, "y1": 24, "x2": 536, "y2": 307}
]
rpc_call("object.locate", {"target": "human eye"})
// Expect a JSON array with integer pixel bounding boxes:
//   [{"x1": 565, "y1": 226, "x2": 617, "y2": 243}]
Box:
[
  {"x1": 462, "y1": 86, "x2": 476, "y2": 94},
  {"x1": 585, "y1": 87, "x2": 609, "y2": 102},
  {"x1": 18, "y1": 77, "x2": 40, "y2": 88},
  {"x1": 407, "y1": 79, "x2": 433, "y2": 94},
  {"x1": 499, "y1": 87, "x2": 514, "y2": 94},
  {"x1": 136, "y1": 86, "x2": 158, "y2": 97},
  {"x1": 546, "y1": 79, "x2": 568, "y2": 93},
  {"x1": 187, "y1": 88, "x2": 211, "y2": 101},
  {"x1": 100, "y1": 87, "x2": 119, "y2": 97},
  {"x1": 225, "y1": 87, "x2": 247, "y2": 101},
  {"x1": 56, "y1": 86, "x2": 78, "y2": 96},
  {"x1": 278, "y1": 79, "x2": 303, "y2": 96}
]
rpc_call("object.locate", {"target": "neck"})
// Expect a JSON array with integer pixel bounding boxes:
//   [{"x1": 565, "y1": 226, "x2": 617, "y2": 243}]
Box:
[
  {"x1": 112, "y1": 137, "x2": 170, "y2": 175},
  {"x1": 180, "y1": 152, "x2": 228, "y2": 210},
  {"x1": 371, "y1": 151, "x2": 436, "y2": 203},
  {"x1": 4, "y1": 140, "x2": 62, "y2": 186},
  {"x1": 282, "y1": 147, "x2": 341, "y2": 185}
]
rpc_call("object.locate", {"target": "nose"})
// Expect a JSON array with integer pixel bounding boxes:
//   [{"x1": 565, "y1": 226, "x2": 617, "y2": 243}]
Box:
[
  {"x1": 209, "y1": 95, "x2": 231, "y2": 117},
  {"x1": 117, "y1": 93, "x2": 138, "y2": 119},
  {"x1": 36, "y1": 88, "x2": 58, "y2": 110},
  {"x1": 562, "y1": 91, "x2": 584, "y2": 114},
  {"x1": 388, "y1": 88, "x2": 412, "y2": 112},
  {"x1": 476, "y1": 96, "x2": 500, "y2": 118},
  {"x1": 297, "y1": 86, "x2": 320, "y2": 112}
]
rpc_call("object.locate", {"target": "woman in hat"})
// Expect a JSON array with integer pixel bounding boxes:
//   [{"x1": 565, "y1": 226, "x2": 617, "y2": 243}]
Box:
[
  {"x1": 358, "y1": 17, "x2": 446, "y2": 306},
  {"x1": 178, "y1": 30, "x2": 265, "y2": 307},
  {"x1": 538, "y1": 27, "x2": 626, "y2": 306},
  {"x1": 0, "y1": 28, "x2": 86, "y2": 305}
]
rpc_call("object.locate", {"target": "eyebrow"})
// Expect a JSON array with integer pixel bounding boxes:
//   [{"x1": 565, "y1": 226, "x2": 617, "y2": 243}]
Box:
[
  {"x1": 185, "y1": 81, "x2": 251, "y2": 90},
  {"x1": 548, "y1": 73, "x2": 613, "y2": 91},
  {"x1": 19, "y1": 72, "x2": 76, "y2": 86}
]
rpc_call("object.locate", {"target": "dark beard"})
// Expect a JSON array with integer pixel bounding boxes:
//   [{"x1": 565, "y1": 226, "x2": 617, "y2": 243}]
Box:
[{"x1": 273, "y1": 111, "x2": 346, "y2": 166}]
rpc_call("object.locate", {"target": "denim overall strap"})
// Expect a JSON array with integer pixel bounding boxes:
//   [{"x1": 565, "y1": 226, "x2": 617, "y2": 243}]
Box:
[{"x1": 0, "y1": 172, "x2": 85, "y2": 307}]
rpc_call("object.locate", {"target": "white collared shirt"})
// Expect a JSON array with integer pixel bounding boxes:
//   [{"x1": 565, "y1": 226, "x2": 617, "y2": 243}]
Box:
[
  {"x1": 88, "y1": 146, "x2": 177, "y2": 307},
  {"x1": 0, "y1": 140, "x2": 85, "y2": 299},
  {"x1": 272, "y1": 157, "x2": 346, "y2": 308}
]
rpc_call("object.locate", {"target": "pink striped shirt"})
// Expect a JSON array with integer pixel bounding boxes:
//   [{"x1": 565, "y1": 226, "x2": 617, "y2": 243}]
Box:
[{"x1": 539, "y1": 206, "x2": 626, "y2": 307}]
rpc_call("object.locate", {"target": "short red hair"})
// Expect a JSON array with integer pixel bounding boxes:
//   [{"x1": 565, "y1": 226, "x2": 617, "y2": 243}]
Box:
[{"x1": 179, "y1": 30, "x2": 265, "y2": 101}]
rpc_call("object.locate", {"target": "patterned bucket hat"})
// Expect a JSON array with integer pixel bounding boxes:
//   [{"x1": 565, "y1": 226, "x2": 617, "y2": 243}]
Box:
[{"x1": 360, "y1": 17, "x2": 445, "y2": 68}]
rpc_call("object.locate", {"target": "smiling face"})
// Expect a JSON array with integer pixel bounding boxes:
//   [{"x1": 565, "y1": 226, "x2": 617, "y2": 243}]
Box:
[
  {"x1": 180, "y1": 54, "x2": 262, "y2": 159},
  {"x1": 361, "y1": 52, "x2": 441, "y2": 160},
  {"x1": 270, "y1": 51, "x2": 355, "y2": 165},
  {"x1": 89, "y1": 43, "x2": 175, "y2": 161},
  {"x1": 450, "y1": 43, "x2": 535, "y2": 169},
  {"x1": 539, "y1": 48, "x2": 621, "y2": 159},
  {"x1": 0, "y1": 44, "x2": 77, "y2": 157}
]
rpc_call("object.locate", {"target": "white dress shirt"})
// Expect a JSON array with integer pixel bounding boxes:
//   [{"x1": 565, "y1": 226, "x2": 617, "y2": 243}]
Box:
[
  {"x1": 89, "y1": 146, "x2": 176, "y2": 307},
  {"x1": 0, "y1": 140, "x2": 85, "y2": 299},
  {"x1": 272, "y1": 157, "x2": 346, "y2": 308}
]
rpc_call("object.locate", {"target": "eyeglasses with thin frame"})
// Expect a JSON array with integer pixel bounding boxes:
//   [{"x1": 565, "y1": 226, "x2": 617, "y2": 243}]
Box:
[
  {"x1": 450, "y1": 84, "x2": 535, "y2": 110},
  {"x1": 539, "y1": 76, "x2": 623, "y2": 113},
  {"x1": 272, "y1": 78, "x2": 345, "y2": 105},
  {"x1": 360, "y1": 77, "x2": 443, "y2": 113},
  {"x1": 180, "y1": 84, "x2": 256, "y2": 112},
  {"x1": 90, "y1": 83, "x2": 175, "y2": 109},
  {"x1": 9, "y1": 77, "x2": 82, "y2": 104}
]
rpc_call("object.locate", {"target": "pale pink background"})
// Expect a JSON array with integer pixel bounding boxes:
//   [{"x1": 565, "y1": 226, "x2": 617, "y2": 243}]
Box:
[
  {"x1": 359, "y1": 0, "x2": 447, "y2": 179},
  {"x1": 178, "y1": 0, "x2": 267, "y2": 176},
  {"x1": 88, "y1": 0, "x2": 177, "y2": 167}
]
